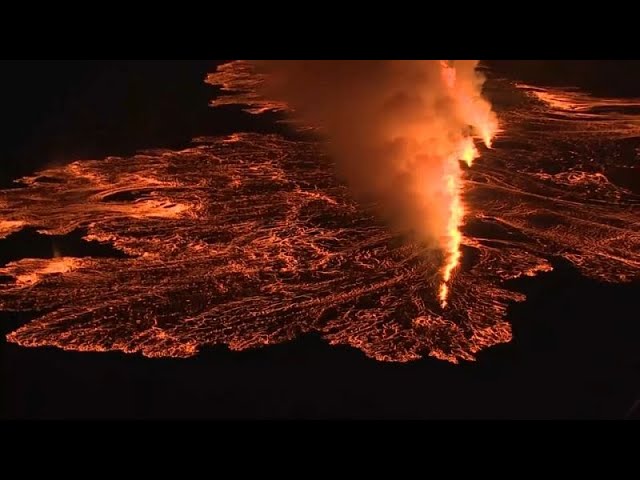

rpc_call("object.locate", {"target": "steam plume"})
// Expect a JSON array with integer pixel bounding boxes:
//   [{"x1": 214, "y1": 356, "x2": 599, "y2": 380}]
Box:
[{"x1": 251, "y1": 60, "x2": 498, "y2": 306}]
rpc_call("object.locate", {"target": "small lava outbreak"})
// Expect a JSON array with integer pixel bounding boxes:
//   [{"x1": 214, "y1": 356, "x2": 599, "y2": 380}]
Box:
[{"x1": 1, "y1": 61, "x2": 640, "y2": 363}]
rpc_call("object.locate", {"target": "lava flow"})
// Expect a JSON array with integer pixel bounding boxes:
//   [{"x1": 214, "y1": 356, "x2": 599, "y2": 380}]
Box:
[{"x1": 1, "y1": 61, "x2": 640, "y2": 364}]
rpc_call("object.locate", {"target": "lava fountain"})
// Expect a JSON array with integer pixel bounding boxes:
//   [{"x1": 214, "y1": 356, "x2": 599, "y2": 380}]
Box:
[{"x1": 438, "y1": 60, "x2": 498, "y2": 307}]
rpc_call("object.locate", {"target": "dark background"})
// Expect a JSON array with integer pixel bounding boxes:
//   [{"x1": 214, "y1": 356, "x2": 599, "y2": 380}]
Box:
[{"x1": 1, "y1": 60, "x2": 640, "y2": 419}]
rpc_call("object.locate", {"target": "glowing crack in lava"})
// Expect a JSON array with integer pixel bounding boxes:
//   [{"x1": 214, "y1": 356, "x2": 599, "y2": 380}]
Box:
[{"x1": 2, "y1": 61, "x2": 640, "y2": 363}]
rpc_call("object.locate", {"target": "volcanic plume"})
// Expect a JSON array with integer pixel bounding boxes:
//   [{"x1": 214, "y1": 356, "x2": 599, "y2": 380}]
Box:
[{"x1": 251, "y1": 60, "x2": 498, "y2": 305}]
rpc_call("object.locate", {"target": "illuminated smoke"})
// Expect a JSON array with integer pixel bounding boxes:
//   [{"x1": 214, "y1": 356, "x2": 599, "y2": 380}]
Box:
[{"x1": 251, "y1": 60, "x2": 498, "y2": 306}]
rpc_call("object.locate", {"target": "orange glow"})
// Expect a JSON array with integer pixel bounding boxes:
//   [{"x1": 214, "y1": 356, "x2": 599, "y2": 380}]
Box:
[
  {"x1": 12, "y1": 62, "x2": 640, "y2": 365},
  {"x1": 0, "y1": 219, "x2": 26, "y2": 237},
  {"x1": 4, "y1": 257, "x2": 84, "y2": 287},
  {"x1": 460, "y1": 137, "x2": 480, "y2": 167},
  {"x1": 438, "y1": 159, "x2": 465, "y2": 308},
  {"x1": 481, "y1": 130, "x2": 494, "y2": 149},
  {"x1": 437, "y1": 61, "x2": 498, "y2": 307},
  {"x1": 440, "y1": 60, "x2": 457, "y2": 89}
]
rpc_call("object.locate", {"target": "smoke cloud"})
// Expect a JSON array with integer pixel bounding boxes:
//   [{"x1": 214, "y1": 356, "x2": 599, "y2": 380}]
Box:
[
  {"x1": 252, "y1": 60, "x2": 496, "y2": 247},
  {"x1": 251, "y1": 61, "x2": 497, "y2": 304}
]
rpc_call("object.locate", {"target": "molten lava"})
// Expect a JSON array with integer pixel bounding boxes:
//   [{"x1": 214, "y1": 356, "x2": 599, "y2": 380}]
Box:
[
  {"x1": 437, "y1": 60, "x2": 497, "y2": 307},
  {"x1": 1, "y1": 61, "x2": 639, "y2": 364},
  {"x1": 438, "y1": 163, "x2": 464, "y2": 308}
]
